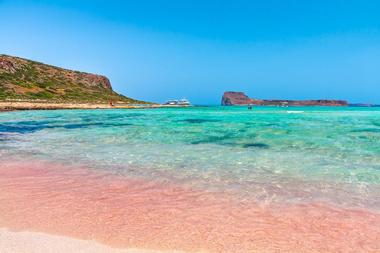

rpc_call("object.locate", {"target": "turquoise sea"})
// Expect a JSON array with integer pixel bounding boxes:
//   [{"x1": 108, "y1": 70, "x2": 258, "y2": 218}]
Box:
[{"x1": 1, "y1": 106, "x2": 380, "y2": 211}]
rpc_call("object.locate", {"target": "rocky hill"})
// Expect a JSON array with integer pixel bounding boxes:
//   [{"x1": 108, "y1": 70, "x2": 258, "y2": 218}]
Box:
[
  {"x1": 0, "y1": 54, "x2": 145, "y2": 103},
  {"x1": 221, "y1": 91, "x2": 348, "y2": 106},
  {"x1": 221, "y1": 92, "x2": 253, "y2": 105}
]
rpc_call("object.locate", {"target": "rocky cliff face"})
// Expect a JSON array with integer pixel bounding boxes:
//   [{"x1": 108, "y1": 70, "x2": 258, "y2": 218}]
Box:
[
  {"x1": 0, "y1": 54, "x2": 144, "y2": 103},
  {"x1": 222, "y1": 91, "x2": 348, "y2": 106},
  {"x1": 222, "y1": 92, "x2": 255, "y2": 105}
]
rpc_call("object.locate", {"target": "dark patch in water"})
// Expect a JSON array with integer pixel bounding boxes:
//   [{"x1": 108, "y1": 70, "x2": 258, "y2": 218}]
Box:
[
  {"x1": 79, "y1": 114, "x2": 144, "y2": 123},
  {"x1": 181, "y1": 118, "x2": 220, "y2": 124},
  {"x1": 244, "y1": 122, "x2": 280, "y2": 128},
  {"x1": 0, "y1": 133, "x2": 6, "y2": 142},
  {"x1": 242, "y1": 143, "x2": 270, "y2": 149},
  {"x1": 105, "y1": 113, "x2": 145, "y2": 119},
  {"x1": 0, "y1": 121, "x2": 133, "y2": 134},
  {"x1": 62, "y1": 123, "x2": 103, "y2": 129},
  {"x1": 191, "y1": 135, "x2": 270, "y2": 149},
  {"x1": 0, "y1": 123, "x2": 44, "y2": 134},
  {"x1": 190, "y1": 132, "x2": 237, "y2": 145},
  {"x1": 351, "y1": 128, "x2": 380, "y2": 133},
  {"x1": 191, "y1": 135, "x2": 228, "y2": 145},
  {"x1": 62, "y1": 122, "x2": 133, "y2": 129}
]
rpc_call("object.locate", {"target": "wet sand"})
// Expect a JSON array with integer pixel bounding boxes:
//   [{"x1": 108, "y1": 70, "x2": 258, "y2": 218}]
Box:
[
  {"x1": 0, "y1": 160, "x2": 379, "y2": 253},
  {"x1": 0, "y1": 228, "x2": 192, "y2": 253}
]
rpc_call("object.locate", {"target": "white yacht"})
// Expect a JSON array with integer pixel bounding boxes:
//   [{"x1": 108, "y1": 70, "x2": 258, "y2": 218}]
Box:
[
  {"x1": 164, "y1": 99, "x2": 179, "y2": 105},
  {"x1": 178, "y1": 98, "x2": 191, "y2": 105},
  {"x1": 164, "y1": 98, "x2": 191, "y2": 106}
]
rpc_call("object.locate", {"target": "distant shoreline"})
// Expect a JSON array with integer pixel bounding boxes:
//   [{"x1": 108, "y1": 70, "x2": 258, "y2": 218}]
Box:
[
  {"x1": 0, "y1": 101, "x2": 192, "y2": 112},
  {"x1": 0, "y1": 101, "x2": 150, "y2": 111},
  {"x1": 2, "y1": 101, "x2": 379, "y2": 112},
  {"x1": 2, "y1": 102, "x2": 379, "y2": 112}
]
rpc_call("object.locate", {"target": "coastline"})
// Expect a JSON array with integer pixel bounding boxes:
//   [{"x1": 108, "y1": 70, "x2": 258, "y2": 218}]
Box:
[
  {"x1": 0, "y1": 101, "x2": 190, "y2": 111},
  {"x1": 1, "y1": 159, "x2": 379, "y2": 253}
]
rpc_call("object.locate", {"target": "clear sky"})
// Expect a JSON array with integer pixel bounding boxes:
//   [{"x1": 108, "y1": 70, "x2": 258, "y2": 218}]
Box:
[{"x1": 1, "y1": 0, "x2": 380, "y2": 104}]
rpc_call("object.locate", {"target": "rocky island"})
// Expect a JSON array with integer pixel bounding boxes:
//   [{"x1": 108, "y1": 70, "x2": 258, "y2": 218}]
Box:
[
  {"x1": 221, "y1": 91, "x2": 348, "y2": 106},
  {"x1": 0, "y1": 54, "x2": 151, "y2": 110}
]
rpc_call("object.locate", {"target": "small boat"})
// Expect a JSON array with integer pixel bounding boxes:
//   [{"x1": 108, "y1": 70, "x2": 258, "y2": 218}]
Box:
[
  {"x1": 164, "y1": 98, "x2": 191, "y2": 106},
  {"x1": 164, "y1": 99, "x2": 179, "y2": 105},
  {"x1": 178, "y1": 98, "x2": 191, "y2": 106}
]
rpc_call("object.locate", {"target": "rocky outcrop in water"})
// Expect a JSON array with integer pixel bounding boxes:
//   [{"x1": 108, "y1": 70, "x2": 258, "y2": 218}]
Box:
[
  {"x1": 221, "y1": 92, "x2": 255, "y2": 105},
  {"x1": 221, "y1": 91, "x2": 348, "y2": 106}
]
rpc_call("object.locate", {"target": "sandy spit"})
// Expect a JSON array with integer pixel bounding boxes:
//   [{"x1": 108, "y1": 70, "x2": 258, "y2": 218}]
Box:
[
  {"x1": 0, "y1": 101, "x2": 163, "y2": 111},
  {"x1": 0, "y1": 101, "x2": 192, "y2": 111}
]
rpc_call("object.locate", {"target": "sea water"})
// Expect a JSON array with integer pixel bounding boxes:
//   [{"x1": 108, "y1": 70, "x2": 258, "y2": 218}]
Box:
[{"x1": 0, "y1": 106, "x2": 380, "y2": 252}]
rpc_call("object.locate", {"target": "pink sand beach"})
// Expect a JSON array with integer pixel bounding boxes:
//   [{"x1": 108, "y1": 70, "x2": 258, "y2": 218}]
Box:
[{"x1": 1, "y1": 160, "x2": 379, "y2": 253}]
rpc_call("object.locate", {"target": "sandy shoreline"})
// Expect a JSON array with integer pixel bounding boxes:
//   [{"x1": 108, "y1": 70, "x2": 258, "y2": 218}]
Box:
[
  {"x1": 0, "y1": 228, "x2": 192, "y2": 253},
  {"x1": 1, "y1": 160, "x2": 379, "y2": 253},
  {"x1": 0, "y1": 101, "x2": 169, "y2": 111}
]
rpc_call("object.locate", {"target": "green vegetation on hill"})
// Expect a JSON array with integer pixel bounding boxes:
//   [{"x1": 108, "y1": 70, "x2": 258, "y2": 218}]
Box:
[{"x1": 0, "y1": 54, "x2": 147, "y2": 104}]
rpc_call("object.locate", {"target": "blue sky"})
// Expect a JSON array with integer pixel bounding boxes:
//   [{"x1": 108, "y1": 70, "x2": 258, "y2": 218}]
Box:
[{"x1": 1, "y1": 0, "x2": 380, "y2": 104}]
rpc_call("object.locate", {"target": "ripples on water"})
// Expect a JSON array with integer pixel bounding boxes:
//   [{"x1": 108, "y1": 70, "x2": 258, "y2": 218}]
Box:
[
  {"x1": 1, "y1": 107, "x2": 380, "y2": 207},
  {"x1": 1, "y1": 106, "x2": 380, "y2": 252}
]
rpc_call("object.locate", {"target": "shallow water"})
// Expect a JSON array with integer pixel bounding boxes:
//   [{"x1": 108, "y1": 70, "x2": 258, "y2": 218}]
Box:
[
  {"x1": 1, "y1": 106, "x2": 380, "y2": 208},
  {"x1": 1, "y1": 106, "x2": 380, "y2": 252}
]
